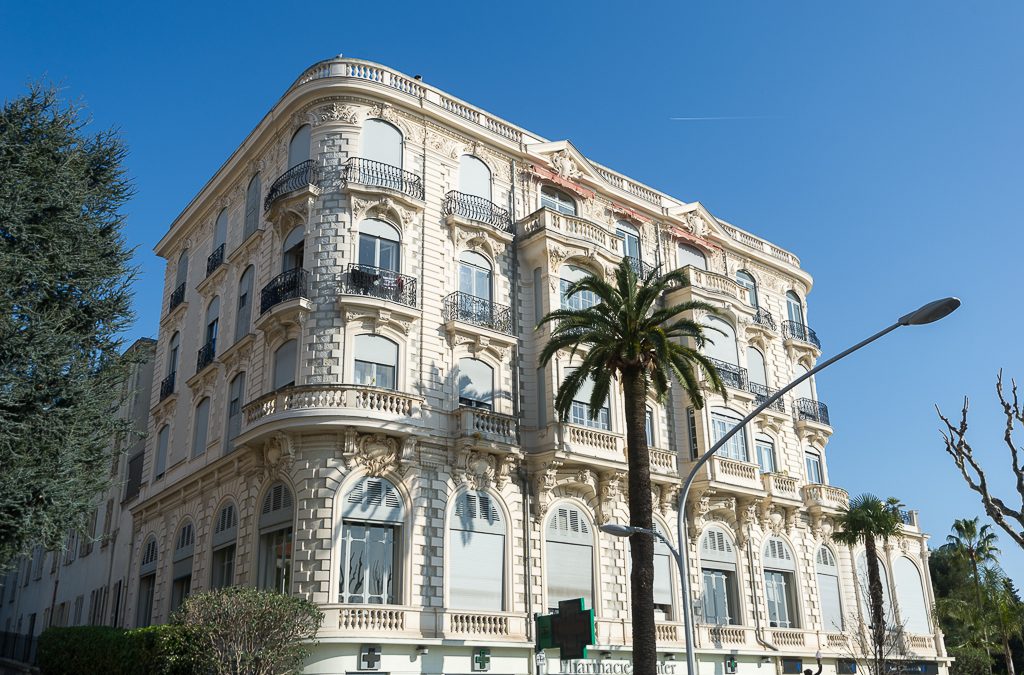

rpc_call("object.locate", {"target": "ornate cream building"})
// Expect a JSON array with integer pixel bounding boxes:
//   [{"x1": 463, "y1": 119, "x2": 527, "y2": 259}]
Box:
[{"x1": 1, "y1": 56, "x2": 948, "y2": 675}]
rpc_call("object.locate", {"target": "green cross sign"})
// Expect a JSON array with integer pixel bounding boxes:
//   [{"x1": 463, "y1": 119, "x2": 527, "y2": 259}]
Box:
[
  {"x1": 534, "y1": 598, "x2": 596, "y2": 660},
  {"x1": 472, "y1": 648, "x2": 491, "y2": 672}
]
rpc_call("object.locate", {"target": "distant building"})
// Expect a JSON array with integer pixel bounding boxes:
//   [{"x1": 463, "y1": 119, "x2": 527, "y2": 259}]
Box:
[{"x1": 0, "y1": 57, "x2": 947, "y2": 674}]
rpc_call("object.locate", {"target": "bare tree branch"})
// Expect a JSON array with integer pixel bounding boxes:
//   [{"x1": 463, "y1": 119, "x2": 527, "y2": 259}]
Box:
[{"x1": 937, "y1": 373, "x2": 1024, "y2": 550}]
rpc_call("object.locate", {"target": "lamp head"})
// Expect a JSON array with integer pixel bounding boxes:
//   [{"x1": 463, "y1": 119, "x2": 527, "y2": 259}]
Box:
[
  {"x1": 898, "y1": 297, "x2": 961, "y2": 326},
  {"x1": 600, "y1": 523, "x2": 637, "y2": 537}
]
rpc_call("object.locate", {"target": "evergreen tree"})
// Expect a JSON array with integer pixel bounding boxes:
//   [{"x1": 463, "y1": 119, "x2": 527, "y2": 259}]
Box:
[{"x1": 0, "y1": 84, "x2": 135, "y2": 566}]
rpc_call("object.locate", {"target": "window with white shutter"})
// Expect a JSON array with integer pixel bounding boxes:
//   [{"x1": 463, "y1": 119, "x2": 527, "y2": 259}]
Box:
[
  {"x1": 449, "y1": 492, "x2": 505, "y2": 610},
  {"x1": 545, "y1": 505, "x2": 594, "y2": 611},
  {"x1": 816, "y1": 546, "x2": 843, "y2": 631}
]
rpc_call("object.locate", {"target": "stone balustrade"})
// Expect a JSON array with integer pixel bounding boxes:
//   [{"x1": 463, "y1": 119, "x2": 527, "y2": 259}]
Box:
[
  {"x1": 677, "y1": 265, "x2": 747, "y2": 302},
  {"x1": 243, "y1": 384, "x2": 421, "y2": 426},
  {"x1": 802, "y1": 483, "x2": 850, "y2": 510},
  {"x1": 648, "y1": 448, "x2": 678, "y2": 474},
  {"x1": 320, "y1": 606, "x2": 527, "y2": 642},
  {"x1": 771, "y1": 629, "x2": 806, "y2": 648},
  {"x1": 710, "y1": 456, "x2": 762, "y2": 490},
  {"x1": 457, "y1": 406, "x2": 518, "y2": 446},
  {"x1": 566, "y1": 424, "x2": 621, "y2": 455},
  {"x1": 762, "y1": 473, "x2": 800, "y2": 500},
  {"x1": 701, "y1": 625, "x2": 754, "y2": 647},
  {"x1": 718, "y1": 222, "x2": 801, "y2": 267},
  {"x1": 521, "y1": 208, "x2": 616, "y2": 252}
]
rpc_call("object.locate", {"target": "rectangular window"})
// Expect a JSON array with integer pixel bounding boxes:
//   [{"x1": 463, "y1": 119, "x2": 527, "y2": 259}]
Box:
[
  {"x1": 765, "y1": 571, "x2": 794, "y2": 628},
  {"x1": 211, "y1": 545, "x2": 236, "y2": 590},
  {"x1": 711, "y1": 414, "x2": 748, "y2": 461},
  {"x1": 170, "y1": 575, "x2": 192, "y2": 613},
  {"x1": 354, "y1": 360, "x2": 396, "y2": 390},
  {"x1": 339, "y1": 523, "x2": 397, "y2": 604},
  {"x1": 653, "y1": 551, "x2": 673, "y2": 619},
  {"x1": 192, "y1": 399, "x2": 211, "y2": 458},
  {"x1": 110, "y1": 580, "x2": 122, "y2": 627},
  {"x1": 258, "y1": 527, "x2": 293, "y2": 594},
  {"x1": 805, "y1": 452, "x2": 823, "y2": 484},
  {"x1": 154, "y1": 426, "x2": 169, "y2": 479},
  {"x1": 756, "y1": 440, "x2": 776, "y2": 474},
  {"x1": 565, "y1": 367, "x2": 610, "y2": 431},
  {"x1": 645, "y1": 409, "x2": 654, "y2": 447},
  {"x1": 546, "y1": 542, "x2": 593, "y2": 612},
  {"x1": 687, "y1": 407, "x2": 698, "y2": 459},
  {"x1": 136, "y1": 574, "x2": 155, "y2": 627},
  {"x1": 560, "y1": 278, "x2": 598, "y2": 311},
  {"x1": 702, "y1": 569, "x2": 733, "y2": 625},
  {"x1": 818, "y1": 572, "x2": 844, "y2": 631}
]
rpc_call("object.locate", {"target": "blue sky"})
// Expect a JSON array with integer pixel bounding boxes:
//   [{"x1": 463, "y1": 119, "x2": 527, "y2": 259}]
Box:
[{"x1": 3, "y1": 1, "x2": 1022, "y2": 581}]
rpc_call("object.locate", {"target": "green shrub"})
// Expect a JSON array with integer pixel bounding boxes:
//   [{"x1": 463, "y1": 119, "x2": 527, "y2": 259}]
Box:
[{"x1": 37, "y1": 624, "x2": 187, "y2": 675}]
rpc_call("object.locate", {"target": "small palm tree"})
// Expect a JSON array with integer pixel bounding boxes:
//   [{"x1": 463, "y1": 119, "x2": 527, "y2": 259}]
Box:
[
  {"x1": 833, "y1": 494, "x2": 904, "y2": 671},
  {"x1": 538, "y1": 258, "x2": 727, "y2": 675},
  {"x1": 981, "y1": 566, "x2": 1023, "y2": 675},
  {"x1": 943, "y1": 518, "x2": 1001, "y2": 675}
]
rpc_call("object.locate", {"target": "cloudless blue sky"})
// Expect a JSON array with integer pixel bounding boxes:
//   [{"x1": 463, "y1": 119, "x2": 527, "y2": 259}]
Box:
[{"x1": 3, "y1": 1, "x2": 1022, "y2": 581}]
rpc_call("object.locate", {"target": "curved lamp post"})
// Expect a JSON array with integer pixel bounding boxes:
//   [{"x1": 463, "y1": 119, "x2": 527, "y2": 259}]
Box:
[{"x1": 602, "y1": 297, "x2": 960, "y2": 673}]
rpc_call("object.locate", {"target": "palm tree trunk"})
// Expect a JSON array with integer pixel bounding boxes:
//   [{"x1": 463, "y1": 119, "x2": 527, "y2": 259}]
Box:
[
  {"x1": 1003, "y1": 634, "x2": 1016, "y2": 675},
  {"x1": 972, "y1": 558, "x2": 994, "y2": 675},
  {"x1": 864, "y1": 536, "x2": 887, "y2": 672},
  {"x1": 622, "y1": 368, "x2": 656, "y2": 675}
]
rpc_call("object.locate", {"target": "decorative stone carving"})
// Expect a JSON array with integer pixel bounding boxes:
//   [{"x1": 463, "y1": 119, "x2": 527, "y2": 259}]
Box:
[
  {"x1": 683, "y1": 212, "x2": 710, "y2": 238},
  {"x1": 532, "y1": 460, "x2": 563, "y2": 519},
  {"x1": 341, "y1": 430, "x2": 403, "y2": 477},
  {"x1": 262, "y1": 432, "x2": 295, "y2": 480},
  {"x1": 597, "y1": 472, "x2": 625, "y2": 525},
  {"x1": 551, "y1": 150, "x2": 582, "y2": 180},
  {"x1": 427, "y1": 130, "x2": 459, "y2": 159},
  {"x1": 351, "y1": 196, "x2": 417, "y2": 225},
  {"x1": 311, "y1": 102, "x2": 360, "y2": 126}
]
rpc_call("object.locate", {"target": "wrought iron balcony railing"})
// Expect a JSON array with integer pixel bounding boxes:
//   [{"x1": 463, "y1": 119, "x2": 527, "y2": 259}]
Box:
[
  {"x1": 705, "y1": 357, "x2": 748, "y2": 391},
  {"x1": 168, "y1": 283, "x2": 186, "y2": 312},
  {"x1": 752, "y1": 308, "x2": 776, "y2": 331},
  {"x1": 260, "y1": 268, "x2": 311, "y2": 314},
  {"x1": 444, "y1": 292, "x2": 513, "y2": 335},
  {"x1": 782, "y1": 320, "x2": 821, "y2": 349},
  {"x1": 340, "y1": 264, "x2": 417, "y2": 308},
  {"x1": 627, "y1": 256, "x2": 656, "y2": 279},
  {"x1": 748, "y1": 382, "x2": 785, "y2": 412},
  {"x1": 795, "y1": 397, "x2": 830, "y2": 425},
  {"x1": 443, "y1": 190, "x2": 512, "y2": 233},
  {"x1": 196, "y1": 338, "x2": 216, "y2": 372},
  {"x1": 206, "y1": 243, "x2": 225, "y2": 277},
  {"x1": 264, "y1": 160, "x2": 321, "y2": 211},
  {"x1": 159, "y1": 372, "x2": 176, "y2": 401},
  {"x1": 344, "y1": 157, "x2": 424, "y2": 200}
]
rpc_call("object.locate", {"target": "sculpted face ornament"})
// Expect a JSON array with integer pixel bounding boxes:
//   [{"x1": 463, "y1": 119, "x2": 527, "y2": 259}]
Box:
[{"x1": 551, "y1": 150, "x2": 582, "y2": 180}]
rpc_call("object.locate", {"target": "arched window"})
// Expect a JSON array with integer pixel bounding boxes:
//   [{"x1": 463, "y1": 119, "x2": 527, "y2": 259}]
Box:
[
  {"x1": 339, "y1": 477, "x2": 404, "y2": 604},
  {"x1": 645, "y1": 407, "x2": 655, "y2": 447},
  {"x1": 226, "y1": 372, "x2": 246, "y2": 452},
  {"x1": 560, "y1": 264, "x2": 598, "y2": 310},
  {"x1": 362, "y1": 119, "x2": 403, "y2": 168},
  {"x1": 458, "y1": 250, "x2": 492, "y2": 302},
  {"x1": 273, "y1": 339, "x2": 297, "y2": 390},
  {"x1": 541, "y1": 186, "x2": 576, "y2": 215},
  {"x1": 747, "y1": 347, "x2": 767, "y2": 388},
  {"x1": 244, "y1": 174, "x2": 261, "y2": 240},
  {"x1": 894, "y1": 557, "x2": 930, "y2": 633},
  {"x1": 457, "y1": 358, "x2": 494, "y2": 410},
  {"x1": 857, "y1": 552, "x2": 894, "y2": 626},
  {"x1": 235, "y1": 266, "x2": 255, "y2": 343},
  {"x1": 449, "y1": 492, "x2": 504, "y2": 610},
  {"x1": 736, "y1": 270, "x2": 758, "y2": 307},
  {"x1": 763, "y1": 537, "x2": 799, "y2": 628},
  {"x1": 167, "y1": 332, "x2": 180, "y2": 378},
  {"x1": 703, "y1": 316, "x2": 739, "y2": 367},
  {"x1": 616, "y1": 220, "x2": 642, "y2": 263},
  {"x1": 192, "y1": 397, "x2": 210, "y2": 458},
  {"x1": 282, "y1": 225, "x2": 304, "y2": 272},
  {"x1": 213, "y1": 208, "x2": 228, "y2": 252},
  {"x1": 700, "y1": 526, "x2": 738, "y2": 625},
  {"x1": 710, "y1": 407, "x2": 748, "y2": 462},
  {"x1": 288, "y1": 124, "x2": 311, "y2": 169},
  {"x1": 677, "y1": 243, "x2": 706, "y2": 270},
  {"x1": 786, "y1": 291, "x2": 805, "y2": 326},
  {"x1": 459, "y1": 155, "x2": 491, "y2": 201},
  {"x1": 564, "y1": 367, "x2": 610, "y2": 430},
  {"x1": 795, "y1": 364, "x2": 814, "y2": 401},
  {"x1": 203, "y1": 296, "x2": 220, "y2": 355},
  {"x1": 154, "y1": 425, "x2": 169, "y2": 480},
  {"x1": 136, "y1": 536, "x2": 158, "y2": 627},
  {"x1": 353, "y1": 335, "x2": 398, "y2": 390},
  {"x1": 258, "y1": 482, "x2": 294, "y2": 593},
  {"x1": 755, "y1": 434, "x2": 776, "y2": 474},
  {"x1": 170, "y1": 520, "x2": 195, "y2": 612},
  {"x1": 358, "y1": 218, "x2": 401, "y2": 272},
  {"x1": 805, "y1": 448, "x2": 823, "y2": 484},
  {"x1": 545, "y1": 504, "x2": 593, "y2": 611},
  {"x1": 211, "y1": 502, "x2": 238, "y2": 589},
  {"x1": 175, "y1": 250, "x2": 189, "y2": 290},
  {"x1": 816, "y1": 546, "x2": 843, "y2": 631}
]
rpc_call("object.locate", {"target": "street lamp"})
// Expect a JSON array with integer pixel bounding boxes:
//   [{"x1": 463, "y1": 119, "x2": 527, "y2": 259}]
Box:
[{"x1": 604, "y1": 297, "x2": 960, "y2": 675}]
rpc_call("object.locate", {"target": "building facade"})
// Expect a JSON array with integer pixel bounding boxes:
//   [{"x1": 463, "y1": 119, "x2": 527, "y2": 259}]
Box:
[{"x1": 1, "y1": 57, "x2": 947, "y2": 675}]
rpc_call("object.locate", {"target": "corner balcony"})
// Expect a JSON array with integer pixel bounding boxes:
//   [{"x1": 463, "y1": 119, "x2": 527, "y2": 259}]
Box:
[
  {"x1": 167, "y1": 282, "x2": 186, "y2": 314},
  {"x1": 704, "y1": 357, "x2": 748, "y2": 392},
  {"x1": 751, "y1": 307, "x2": 776, "y2": 331},
  {"x1": 264, "y1": 160, "x2": 321, "y2": 213},
  {"x1": 647, "y1": 447, "x2": 678, "y2": 478},
  {"x1": 443, "y1": 190, "x2": 512, "y2": 234},
  {"x1": 242, "y1": 384, "x2": 424, "y2": 440},
  {"x1": 256, "y1": 268, "x2": 312, "y2": 331},
  {"x1": 802, "y1": 483, "x2": 849, "y2": 513},
  {"x1": 782, "y1": 319, "x2": 821, "y2": 350},
  {"x1": 519, "y1": 207, "x2": 618, "y2": 256},
  {"x1": 339, "y1": 264, "x2": 417, "y2": 308},
  {"x1": 671, "y1": 265, "x2": 746, "y2": 303},
  {"x1": 626, "y1": 256, "x2": 656, "y2": 279},
  {"x1": 795, "y1": 397, "x2": 830, "y2": 426},
  {"x1": 455, "y1": 406, "x2": 518, "y2": 450},
  {"x1": 443, "y1": 292, "x2": 512, "y2": 335},
  {"x1": 343, "y1": 157, "x2": 424, "y2": 203}
]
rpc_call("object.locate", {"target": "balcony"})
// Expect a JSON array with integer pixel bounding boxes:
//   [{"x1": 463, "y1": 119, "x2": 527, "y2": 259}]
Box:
[
  {"x1": 442, "y1": 190, "x2": 512, "y2": 233},
  {"x1": 705, "y1": 357, "x2": 748, "y2": 391},
  {"x1": 562, "y1": 424, "x2": 625, "y2": 468},
  {"x1": 673, "y1": 265, "x2": 745, "y2": 302},
  {"x1": 260, "y1": 268, "x2": 311, "y2": 315},
  {"x1": 206, "y1": 243, "x2": 225, "y2": 277},
  {"x1": 795, "y1": 397, "x2": 830, "y2": 426},
  {"x1": 626, "y1": 256, "x2": 656, "y2": 279},
  {"x1": 802, "y1": 483, "x2": 849, "y2": 511},
  {"x1": 168, "y1": 282, "x2": 185, "y2": 313},
  {"x1": 316, "y1": 605, "x2": 528, "y2": 643},
  {"x1": 455, "y1": 406, "x2": 517, "y2": 448},
  {"x1": 747, "y1": 381, "x2": 785, "y2": 412},
  {"x1": 751, "y1": 307, "x2": 776, "y2": 331},
  {"x1": 264, "y1": 160, "x2": 321, "y2": 212},
  {"x1": 708, "y1": 455, "x2": 763, "y2": 491},
  {"x1": 519, "y1": 207, "x2": 617, "y2": 254},
  {"x1": 159, "y1": 372, "x2": 176, "y2": 401},
  {"x1": 762, "y1": 472, "x2": 801, "y2": 503},
  {"x1": 647, "y1": 447, "x2": 678, "y2": 477},
  {"x1": 339, "y1": 264, "x2": 417, "y2": 308},
  {"x1": 344, "y1": 157, "x2": 423, "y2": 201},
  {"x1": 444, "y1": 292, "x2": 512, "y2": 335},
  {"x1": 196, "y1": 338, "x2": 216, "y2": 373},
  {"x1": 782, "y1": 319, "x2": 821, "y2": 349}
]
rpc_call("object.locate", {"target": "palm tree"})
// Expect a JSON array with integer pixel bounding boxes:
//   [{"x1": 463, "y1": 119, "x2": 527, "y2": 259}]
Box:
[
  {"x1": 981, "y1": 566, "x2": 1024, "y2": 675},
  {"x1": 538, "y1": 258, "x2": 726, "y2": 675},
  {"x1": 833, "y1": 494, "x2": 904, "y2": 672},
  {"x1": 943, "y1": 517, "x2": 1001, "y2": 675}
]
